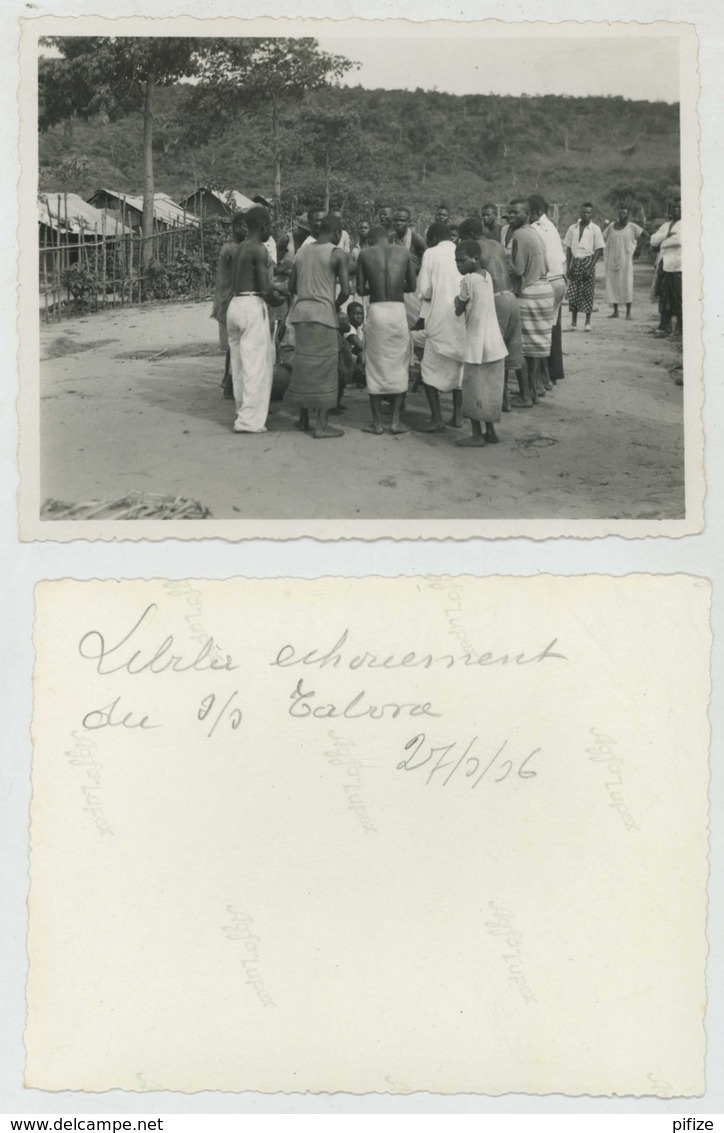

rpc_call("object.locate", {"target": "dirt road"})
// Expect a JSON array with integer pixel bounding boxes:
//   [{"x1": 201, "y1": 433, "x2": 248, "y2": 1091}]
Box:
[{"x1": 39, "y1": 266, "x2": 684, "y2": 521}]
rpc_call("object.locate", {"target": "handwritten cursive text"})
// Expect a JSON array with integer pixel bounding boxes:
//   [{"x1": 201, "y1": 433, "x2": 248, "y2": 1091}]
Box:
[{"x1": 78, "y1": 604, "x2": 238, "y2": 677}]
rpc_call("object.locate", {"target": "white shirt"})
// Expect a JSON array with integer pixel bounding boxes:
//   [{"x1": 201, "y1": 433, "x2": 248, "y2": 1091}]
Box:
[
  {"x1": 532, "y1": 213, "x2": 566, "y2": 277},
  {"x1": 416, "y1": 241, "x2": 466, "y2": 360},
  {"x1": 649, "y1": 218, "x2": 682, "y2": 273},
  {"x1": 563, "y1": 221, "x2": 605, "y2": 259},
  {"x1": 264, "y1": 235, "x2": 277, "y2": 266}
]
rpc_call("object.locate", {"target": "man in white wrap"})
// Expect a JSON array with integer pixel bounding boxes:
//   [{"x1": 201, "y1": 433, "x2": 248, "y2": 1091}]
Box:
[
  {"x1": 454, "y1": 240, "x2": 508, "y2": 448},
  {"x1": 415, "y1": 222, "x2": 466, "y2": 432},
  {"x1": 356, "y1": 226, "x2": 417, "y2": 435}
]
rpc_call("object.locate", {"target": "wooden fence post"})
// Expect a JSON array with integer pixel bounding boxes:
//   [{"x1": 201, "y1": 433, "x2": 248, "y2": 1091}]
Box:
[
  {"x1": 55, "y1": 196, "x2": 62, "y2": 321},
  {"x1": 101, "y1": 211, "x2": 107, "y2": 311},
  {"x1": 128, "y1": 224, "x2": 134, "y2": 306},
  {"x1": 42, "y1": 229, "x2": 49, "y2": 323}
]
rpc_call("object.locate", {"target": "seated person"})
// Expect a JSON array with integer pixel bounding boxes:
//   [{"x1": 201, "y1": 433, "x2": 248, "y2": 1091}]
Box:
[
  {"x1": 336, "y1": 314, "x2": 356, "y2": 410},
  {"x1": 344, "y1": 301, "x2": 366, "y2": 386}
]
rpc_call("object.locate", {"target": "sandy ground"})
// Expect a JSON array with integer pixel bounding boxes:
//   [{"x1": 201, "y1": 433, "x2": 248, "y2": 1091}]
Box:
[{"x1": 39, "y1": 264, "x2": 684, "y2": 520}]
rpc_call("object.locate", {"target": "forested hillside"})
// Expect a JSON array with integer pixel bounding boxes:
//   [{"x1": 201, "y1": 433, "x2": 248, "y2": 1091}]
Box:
[{"x1": 39, "y1": 83, "x2": 680, "y2": 230}]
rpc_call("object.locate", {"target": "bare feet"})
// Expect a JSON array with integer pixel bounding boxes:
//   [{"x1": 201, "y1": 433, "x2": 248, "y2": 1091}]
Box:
[
  {"x1": 389, "y1": 422, "x2": 409, "y2": 434},
  {"x1": 456, "y1": 435, "x2": 486, "y2": 448},
  {"x1": 608, "y1": 312, "x2": 619, "y2": 319},
  {"x1": 295, "y1": 419, "x2": 309, "y2": 432},
  {"x1": 312, "y1": 424, "x2": 344, "y2": 438},
  {"x1": 419, "y1": 421, "x2": 447, "y2": 432},
  {"x1": 447, "y1": 417, "x2": 463, "y2": 428},
  {"x1": 361, "y1": 423, "x2": 384, "y2": 435},
  {"x1": 625, "y1": 313, "x2": 633, "y2": 321},
  {"x1": 509, "y1": 396, "x2": 533, "y2": 409}
]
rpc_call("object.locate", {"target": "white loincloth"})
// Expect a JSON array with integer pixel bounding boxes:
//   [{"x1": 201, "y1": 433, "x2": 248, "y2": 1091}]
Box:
[
  {"x1": 227, "y1": 295, "x2": 274, "y2": 432},
  {"x1": 365, "y1": 302, "x2": 410, "y2": 395},
  {"x1": 421, "y1": 340, "x2": 464, "y2": 392}
]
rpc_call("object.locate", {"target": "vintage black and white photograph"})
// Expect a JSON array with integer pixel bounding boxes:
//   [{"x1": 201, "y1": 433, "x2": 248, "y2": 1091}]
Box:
[{"x1": 20, "y1": 19, "x2": 701, "y2": 538}]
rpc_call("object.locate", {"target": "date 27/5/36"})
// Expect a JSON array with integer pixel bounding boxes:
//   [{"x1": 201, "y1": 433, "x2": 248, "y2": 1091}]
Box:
[{"x1": 397, "y1": 735, "x2": 541, "y2": 790}]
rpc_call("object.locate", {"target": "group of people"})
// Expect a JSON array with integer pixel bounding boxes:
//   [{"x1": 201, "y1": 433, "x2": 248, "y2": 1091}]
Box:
[{"x1": 211, "y1": 193, "x2": 683, "y2": 443}]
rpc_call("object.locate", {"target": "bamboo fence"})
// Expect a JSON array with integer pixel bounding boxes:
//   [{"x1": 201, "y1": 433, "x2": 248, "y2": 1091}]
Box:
[{"x1": 39, "y1": 194, "x2": 219, "y2": 322}]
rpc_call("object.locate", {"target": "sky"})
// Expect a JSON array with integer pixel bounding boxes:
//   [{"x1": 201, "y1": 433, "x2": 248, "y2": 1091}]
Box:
[{"x1": 316, "y1": 36, "x2": 679, "y2": 103}]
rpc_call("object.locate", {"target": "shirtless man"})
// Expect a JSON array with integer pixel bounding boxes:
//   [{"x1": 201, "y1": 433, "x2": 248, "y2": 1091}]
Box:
[
  {"x1": 212, "y1": 209, "x2": 247, "y2": 399},
  {"x1": 357, "y1": 225, "x2": 417, "y2": 435},
  {"x1": 300, "y1": 207, "x2": 326, "y2": 249},
  {"x1": 226, "y1": 207, "x2": 284, "y2": 433}
]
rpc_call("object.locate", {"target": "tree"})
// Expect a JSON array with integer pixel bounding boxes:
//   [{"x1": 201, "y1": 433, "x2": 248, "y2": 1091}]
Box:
[
  {"x1": 291, "y1": 107, "x2": 364, "y2": 212},
  {"x1": 183, "y1": 38, "x2": 356, "y2": 199},
  {"x1": 39, "y1": 37, "x2": 216, "y2": 267}
]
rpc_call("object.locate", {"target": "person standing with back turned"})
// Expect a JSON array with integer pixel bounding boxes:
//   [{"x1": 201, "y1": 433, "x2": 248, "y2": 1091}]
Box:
[
  {"x1": 357, "y1": 225, "x2": 417, "y2": 435},
  {"x1": 415, "y1": 222, "x2": 466, "y2": 432},
  {"x1": 285, "y1": 215, "x2": 350, "y2": 439},
  {"x1": 226, "y1": 207, "x2": 283, "y2": 434}
]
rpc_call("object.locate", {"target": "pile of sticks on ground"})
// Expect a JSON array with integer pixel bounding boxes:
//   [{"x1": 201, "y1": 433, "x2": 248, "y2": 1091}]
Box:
[{"x1": 41, "y1": 491, "x2": 212, "y2": 520}]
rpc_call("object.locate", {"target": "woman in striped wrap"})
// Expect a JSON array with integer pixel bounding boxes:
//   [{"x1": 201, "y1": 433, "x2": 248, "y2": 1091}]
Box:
[{"x1": 506, "y1": 199, "x2": 555, "y2": 404}]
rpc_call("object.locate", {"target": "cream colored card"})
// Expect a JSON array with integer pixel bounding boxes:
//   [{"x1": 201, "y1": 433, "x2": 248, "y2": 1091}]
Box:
[{"x1": 27, "y1": 575, "x2": 710, "y2": 1095}]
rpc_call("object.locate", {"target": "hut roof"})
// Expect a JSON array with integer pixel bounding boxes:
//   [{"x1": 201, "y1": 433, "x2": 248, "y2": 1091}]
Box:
[
  {"x1": 38, "y1": 193, "x2": 134, "y2": 237},
  {"x1": 88, "y1": 189, "x2": 201, "y2": 227},
  {"x1": 180, "y1": 187, "x2": 258, "y2": 214}
]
